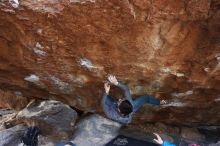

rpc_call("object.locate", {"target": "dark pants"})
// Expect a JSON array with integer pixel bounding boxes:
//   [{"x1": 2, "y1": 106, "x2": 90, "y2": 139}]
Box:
[{"x1": 132, "y1": 95, "x2": 160, "y2": 112}]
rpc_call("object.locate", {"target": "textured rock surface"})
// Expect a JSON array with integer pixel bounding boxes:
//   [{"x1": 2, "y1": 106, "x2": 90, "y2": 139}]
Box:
[
  {"x1": 0, "y1": 0, "x2": 219, "y2": 126},
  {"x1": 0, "y1": 90, "x2": 29, "y2": 110},
  {"x1": 37, "y1": 135, "x2": 55, "y2": 146},
  {"x1": 209, "y1": 140, "x2": 220, "y2": 146},
  {"x1": 0, "y1": 109, "x2": 17, "y2": 130},
  {"x1": 181, "y1": 127, "x2": 205, "y2": 142},
  {"x1": 70, "y1": 114, "x2": 121, "y2": 146},
  {"x1": 121, "y1": 123, "x2": 212, "y2": 145},
  {"x1": 0, "y1": 124, "x2": 27, "y2": 146},
  {"x1": 17, "y1": 100, "x2": 78, "y2": 141}
]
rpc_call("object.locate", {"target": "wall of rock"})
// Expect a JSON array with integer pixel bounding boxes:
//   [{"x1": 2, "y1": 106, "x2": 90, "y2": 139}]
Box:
[{"x1": 0, "y1": 0, "x2": 220, "y2": 126}]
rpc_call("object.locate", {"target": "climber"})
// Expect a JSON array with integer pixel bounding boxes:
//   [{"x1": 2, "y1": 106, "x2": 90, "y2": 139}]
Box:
[
  {"x1": 101, "y1": 75, "x2": 166, "y2": 124},
  {"x1": 153, "y1": 133, "x2": 176, "y2": 146}
]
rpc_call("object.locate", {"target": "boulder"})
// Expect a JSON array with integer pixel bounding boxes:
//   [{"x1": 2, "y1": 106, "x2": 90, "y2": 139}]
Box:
[
  {"x1": 209, "y1": 140, "x2": 220, "y2": 146},
  {"x1": 38, "y1": 135, "x2": 55, "y2": 146},
  {"x1": 0, "y1": 124, "x2": 27, "y2": 146},
  {"x1": 181, "y1": 127, "x2": 205, "y2": 142},
  {"x1": 0, "y1": 109, "x2": 18, "y2": 130},
  {"x1": 0, "y1": 123, "x2": 56, "y2": 146},
  {"x1": 17, "y1": 100, "x2": 78, "y2": 141},
  {"x1": 70, "y1": 114, "x2": 122, "y2": 146}
]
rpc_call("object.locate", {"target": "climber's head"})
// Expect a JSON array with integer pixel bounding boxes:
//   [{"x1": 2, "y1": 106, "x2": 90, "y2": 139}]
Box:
[{"x1": 117, "y1": 99, "x2": 133, "y2": 116}]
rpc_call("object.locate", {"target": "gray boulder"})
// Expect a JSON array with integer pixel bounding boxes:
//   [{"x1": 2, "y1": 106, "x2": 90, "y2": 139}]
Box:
[
  {"x1": 209, "y1": 140, "x2": 220, "y2": 146},
  {"x1": 0, "y1": 124, "x2": 27, "y2": 146},
  {"x1": 181, "y1": 127, "x2": 205, "y2": 142},
  {"x1": 17, "y1": 100, "x2": 78, "y2": 141},
  {"x1": 70, "y1": 114, "x2": 122, "y2": 146}
]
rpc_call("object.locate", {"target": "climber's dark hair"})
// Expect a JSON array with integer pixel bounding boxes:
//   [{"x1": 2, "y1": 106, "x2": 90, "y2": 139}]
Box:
[{"x1": 118, "y1": 100, "x2": 133, "y2": 116}]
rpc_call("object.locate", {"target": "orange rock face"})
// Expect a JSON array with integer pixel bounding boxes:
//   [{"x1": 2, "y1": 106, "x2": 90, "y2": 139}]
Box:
[
  {"x1": 0, "y1": 90, "x2": 29, "y2": 110},
  {"x1": 0, "y1": 0, "x2": 219, "y2": 125}
]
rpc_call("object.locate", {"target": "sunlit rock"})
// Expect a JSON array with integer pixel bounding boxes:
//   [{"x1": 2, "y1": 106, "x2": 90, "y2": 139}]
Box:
[{"x1": 0, "y1": 0, "x2": 219, "y2": 126}]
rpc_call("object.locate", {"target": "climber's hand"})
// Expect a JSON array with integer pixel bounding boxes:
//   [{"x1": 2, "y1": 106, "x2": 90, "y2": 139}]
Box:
[
  {"x1": 108, "y1": 75, "x2": 118, "y2": 85},
  {"x1": 104, "y1": 83, "x2": 110, "y2": 94},
  {"x1": 153, "y1": 133, "x2": 163, "y2": 145}
]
